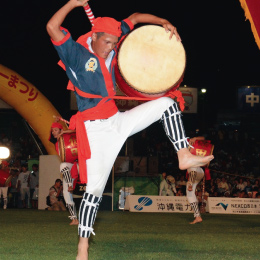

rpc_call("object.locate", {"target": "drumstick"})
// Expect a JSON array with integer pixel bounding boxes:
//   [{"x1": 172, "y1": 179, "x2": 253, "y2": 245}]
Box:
[
  {"x1": 83, "y1": 3, "x2": 95, "y2": 26},
  {"x1": 53, "y1": 115, "x2": 70, "y2": 125}
]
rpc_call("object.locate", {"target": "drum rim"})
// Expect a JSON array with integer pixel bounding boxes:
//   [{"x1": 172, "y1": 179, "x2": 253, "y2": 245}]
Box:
[
  {"x1": 58, "y1": 135, "x2": 66, "y2": 162},
  {"x1": 116, "y1": 25, "x2": 186, "y2": 95}
]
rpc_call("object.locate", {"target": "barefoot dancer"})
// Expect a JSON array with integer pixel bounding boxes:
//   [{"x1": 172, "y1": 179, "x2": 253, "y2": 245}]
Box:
[
  {"x1": 186, "y1": 137, "x2": 213, "y2": 224},
  {"x1": 49, "y1": 122, "x2": 79, "y2": 225},
  {"x1": 46, "y1": 0, "x2": 214, "y2": 258},
  {"x1": 186, "y1": 167, "x2": 204, "y2": 224}
]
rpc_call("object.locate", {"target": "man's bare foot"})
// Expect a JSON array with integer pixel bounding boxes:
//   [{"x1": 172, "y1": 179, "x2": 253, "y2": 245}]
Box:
[
  {"x1": 70, "y1": 218, "x2": 79, "y2": 225},
  {"x1": 177, "y1": 148, "x2": 214, "y2": 170},
  {"x1": 190, "y1": 216, "x2": 202, "y2": 224},
  {"x1": 68, "y1": 186, "x2": 74, "y2": 193},
  {"x1": 76, "y1": 237, "x2": 89, "y2": 260}
]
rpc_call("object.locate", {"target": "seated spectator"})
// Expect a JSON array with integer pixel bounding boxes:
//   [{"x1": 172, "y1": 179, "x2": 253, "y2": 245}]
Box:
[
  {"x1": 217, "y1": 177, "x2": 229, "y2": 196},
  {"x1": 252, "y1": 179, "x2": 259, "y2": 190},
  {"x1": 244, "y1": 180, "x2": 253, "y2": 196},
  {"x1": 236, "y1": 178, "x2": 246, "y2": 192},
  {"x1": 255, "y1": 192, "x2": 260, "y2": 198},
  {"x1": 166, "y1": 175, "x2": 177, "y2": 196},
  {"x1": 47, "y1": 179, "x2": 66, "y2": 211},
  {"x1": 238, "y1": 190, "x2": 246, "y2": 198},
  {"x1": 252, "y1": 186, "x2": 259, "y2": 198},
  {"x1": 176, "y1": 175, "x2": 186, "y2": 195}
]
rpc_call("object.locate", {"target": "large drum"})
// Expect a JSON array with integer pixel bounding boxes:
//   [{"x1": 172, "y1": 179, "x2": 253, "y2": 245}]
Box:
[
  {"x1": 115, "y1": 25, "x2": 186, "y2": 98},
  {"x1": 56, "y1": 133, "x2": 78, "y2": 163},
  {"x1": 0, "y1": 169, "x2": 12, "y2": 187}
]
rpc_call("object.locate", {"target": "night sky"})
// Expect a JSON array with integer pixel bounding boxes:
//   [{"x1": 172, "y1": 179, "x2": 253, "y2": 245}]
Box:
[{"x1": 0, "y1": 0, "x2": 260, "y2": 120}]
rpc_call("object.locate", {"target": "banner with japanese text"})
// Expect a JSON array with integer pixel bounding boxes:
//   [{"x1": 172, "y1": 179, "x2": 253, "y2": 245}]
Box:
[
  {"x1": 208, "y1": 197, "x2": 260, "y2": 214},
  {"x1": 124, "y1": 195, "x2": 209, "y2": 213}
]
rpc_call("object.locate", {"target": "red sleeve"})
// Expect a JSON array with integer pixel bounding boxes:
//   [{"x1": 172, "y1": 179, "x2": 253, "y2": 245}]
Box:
[
  {"x1": 51, "y1": 27, "x2": 71, "y2": 46},
  {"x1": 123, "y1": 18, "x2": 134, "y2": 31}
]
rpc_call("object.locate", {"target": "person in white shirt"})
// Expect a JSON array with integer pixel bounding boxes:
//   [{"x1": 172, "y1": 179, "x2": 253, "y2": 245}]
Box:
[{"x1": 17, "y1": 164, "x2": 30, "y2": 208}]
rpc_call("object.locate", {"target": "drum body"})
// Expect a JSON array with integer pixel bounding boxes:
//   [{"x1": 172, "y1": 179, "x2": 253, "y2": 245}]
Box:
[
  {"x1": 0, "y1": 169, "x2": 12, "y2": 187},
  {"x1": 115, "y1": 25, "x2": 186, "y2": 98},
  {"x1": 189, "y1": 140, "x2": 214, "y2": 157},
  {"x1": 57, "y1": 133, "x2": 78, "y2": 163}
]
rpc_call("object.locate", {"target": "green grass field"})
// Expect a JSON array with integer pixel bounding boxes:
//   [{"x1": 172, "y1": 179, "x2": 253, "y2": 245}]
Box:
[{"x1": 0, "y1": 209, "x2": 260, "y2": 260}]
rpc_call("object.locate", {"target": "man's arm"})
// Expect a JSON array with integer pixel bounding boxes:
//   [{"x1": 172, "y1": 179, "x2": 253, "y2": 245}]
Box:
[
  {"x1": 127, "y1": 12, "x2": 181, "y2": 41},
  {"x1": 46, "y1": 0, "x2": 89, "y2": 42}
]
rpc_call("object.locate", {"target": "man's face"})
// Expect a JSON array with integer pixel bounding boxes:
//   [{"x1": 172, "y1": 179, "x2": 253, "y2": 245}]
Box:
[
  {"x1": 56, "y1": 181, "x2": 61, "y2": 188},
  {"x1": 91, "y1": 32, "x2": 118, "y2": 59},
  {"x1": 51, "y1": 127, "x2": 62, "y2": 139}
]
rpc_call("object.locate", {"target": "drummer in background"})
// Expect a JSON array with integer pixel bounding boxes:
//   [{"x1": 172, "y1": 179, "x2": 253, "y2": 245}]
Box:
[
  {"x1": 49, "y1": 122, "x2": 79, "y2": 225},
  {"x1": 46, "y1": 0, "x2": 214, "y2": 259},
  {"x1": 0, "y1": 160, "x2": 10, "y2": 209},
  {"x1": 186, "y1": 136, "x2": 211, "y2": 224}
]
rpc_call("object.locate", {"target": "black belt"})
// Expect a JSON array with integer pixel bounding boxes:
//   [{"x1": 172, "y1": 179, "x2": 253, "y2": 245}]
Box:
[{"x1": 90, "y1": 118, "x2": 108, "y2": 122}]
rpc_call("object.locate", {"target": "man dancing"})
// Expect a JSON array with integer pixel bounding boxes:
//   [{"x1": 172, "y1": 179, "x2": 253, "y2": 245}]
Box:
[{"x1": 46, "y1": 0, "x2": 213, "y2": 258}]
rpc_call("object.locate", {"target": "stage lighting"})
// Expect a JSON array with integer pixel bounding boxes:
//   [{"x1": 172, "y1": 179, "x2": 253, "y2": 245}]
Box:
[{"x1": 0, "y1": 146, "x2": 10, "y2": 159}]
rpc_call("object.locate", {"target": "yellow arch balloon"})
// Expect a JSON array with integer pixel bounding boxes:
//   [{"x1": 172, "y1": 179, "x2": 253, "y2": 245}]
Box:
[{"x1": 0, "y1": 64, "x2": 68, "y2": 155}]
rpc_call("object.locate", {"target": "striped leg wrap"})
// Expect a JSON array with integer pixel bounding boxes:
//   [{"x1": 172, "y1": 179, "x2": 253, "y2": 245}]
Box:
[
  {"x1": 67, "y1": 203, "x2": 77, "y2": 220},
  {"x1": 161, "y1": 102, "x2": 189, "y2": 151},
  {"x1": 61, "y1": 166, "x2": 72, "y2": 186},
  {"x1": 190, "y1": 202, "x2": 201, "y2": 218},
  {"x1": 189, "y1": 171, "x2": 197, "y2": 183},
  {"x1": 78, "y1": 193, "x2": 102, "y2": 238}
]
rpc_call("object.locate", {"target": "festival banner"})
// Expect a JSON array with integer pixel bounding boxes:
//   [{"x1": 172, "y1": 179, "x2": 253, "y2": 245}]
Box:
[
  {"x1": 124, "y1": 195, "x2": 209, "y2": 213},
  {"x1": 208, "y1": 197, "x2": 260, "y2": 215},
  {"x1": 239, "y1": 0, "x2": 260, "y2": 50},
  {"x1": 237, "y1": 86, "x2": 260, "y2": 112}
]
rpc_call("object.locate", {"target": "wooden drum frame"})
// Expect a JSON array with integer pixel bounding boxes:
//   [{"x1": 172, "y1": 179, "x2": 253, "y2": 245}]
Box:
[{"x1": 57, "y1": 133, "x2": 78, "y2": 163}]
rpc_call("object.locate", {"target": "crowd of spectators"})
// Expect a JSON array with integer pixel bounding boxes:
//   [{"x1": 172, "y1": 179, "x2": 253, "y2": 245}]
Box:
[
  {"x1": 155, "y1": 126, "x2": 260, "y2": 199},
  {"x1": 1, "y1": 121, "x2": 260, "y2": 209},
  {"x1": 0, "y1": 161, "x2": 39, "y2": 209}
]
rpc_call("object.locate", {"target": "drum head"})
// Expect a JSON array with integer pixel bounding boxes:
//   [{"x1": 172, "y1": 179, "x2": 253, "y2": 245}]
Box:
[{"x1": 117, "y1": 25, "x2": 186, "y2": 95}]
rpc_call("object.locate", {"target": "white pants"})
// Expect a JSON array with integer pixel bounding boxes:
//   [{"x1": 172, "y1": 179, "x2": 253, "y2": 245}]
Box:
[
  {"x1": 0, "y1": 187, "x2": 8, "y2": 199},
  {"x1": 78, "y1": 97, "x2": 188, "y2": 237},
  {"x1": 186, "y1": 167, "x2": 204, "y2": 204},
  {"x1": 84, "y1": 97, "x2": 177, "y2": 197},
  {"x1": 20, "y1": 187, "x2": 30, "y2": 200},
  {"x1": 60, "y1": 162, "x2": 76, "y2": 205}
]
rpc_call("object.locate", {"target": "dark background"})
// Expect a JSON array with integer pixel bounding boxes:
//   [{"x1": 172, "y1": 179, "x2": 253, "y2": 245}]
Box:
[{"x1": 0, "y1": 0, "x2": 260, "y2": 128}]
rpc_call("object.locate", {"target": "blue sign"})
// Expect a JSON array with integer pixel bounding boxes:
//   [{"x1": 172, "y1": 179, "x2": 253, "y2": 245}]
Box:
[{"x1": 238, "y1": 87, "x2": 260, "y2": 112}]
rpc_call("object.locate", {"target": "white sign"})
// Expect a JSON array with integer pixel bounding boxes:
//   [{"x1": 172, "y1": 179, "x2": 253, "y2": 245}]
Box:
[
  {"x1": 125, "y1": 195, "x2": 194, "y2": 213},
  {"x1": 208, "y1": 197, "x2": 260, "y2": 215}
]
